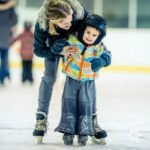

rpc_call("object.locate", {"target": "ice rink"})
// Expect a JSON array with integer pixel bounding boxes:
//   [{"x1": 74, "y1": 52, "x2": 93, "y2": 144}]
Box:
[
  {"x1": 1, "y1": 29, "x2": 150, "y2": 150},
  {"x1": 0, "y1": 67, "x2": 150, "y2": 150}
]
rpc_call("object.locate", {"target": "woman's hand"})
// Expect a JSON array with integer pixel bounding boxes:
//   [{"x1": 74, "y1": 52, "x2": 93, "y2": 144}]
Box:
[
  {"x1": 50, "y1": 39, "x2": 68, "y2": 55},
  {"x1": 61, "y1": 46, "x2": 77, "y2": 57}
]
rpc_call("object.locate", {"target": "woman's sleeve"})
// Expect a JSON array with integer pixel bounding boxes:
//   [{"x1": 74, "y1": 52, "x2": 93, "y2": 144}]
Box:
[{"x1": 34, "y1": 22, "x2": 54, "y2": 58}]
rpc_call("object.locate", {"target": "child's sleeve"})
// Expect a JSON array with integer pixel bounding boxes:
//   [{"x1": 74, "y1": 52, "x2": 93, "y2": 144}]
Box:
[
  {"x1": 91, "y1": 43, "x2": 111, "y2": 72},
  {"x1": 99, "y1": 43, "x2": 112, "y2": 67}
]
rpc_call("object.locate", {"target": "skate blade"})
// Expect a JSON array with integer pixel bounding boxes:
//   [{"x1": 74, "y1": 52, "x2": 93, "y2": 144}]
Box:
[
  {"x1": 35, "y1": 136, "x2": 43, "y2": 144},
  {"x1": 91, "y1": 136, "x2": 106, "y2": 145}
]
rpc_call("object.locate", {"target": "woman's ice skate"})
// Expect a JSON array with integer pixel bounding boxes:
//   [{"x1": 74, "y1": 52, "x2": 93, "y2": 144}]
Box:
[
  {"x1": 91, "y1": 115, "x2": 107, "y2": 144},
  {"x1": 35, "y1": 136, "x2": 44, "y2": 144},
  {"x1": 33, "y1": 112, "x2": 48, "y2": 144}
]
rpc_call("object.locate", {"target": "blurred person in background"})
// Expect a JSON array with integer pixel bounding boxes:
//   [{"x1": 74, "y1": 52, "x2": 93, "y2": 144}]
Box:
[
  {"x1": 0, "y1": 0, "x2": 17, "y2": 85},
  {"x1": 11, "y1": 20, "x2": 34, "y2": 84},
  {"x1": 33, "y1": 0, "x2": 107, "y2": 144}
]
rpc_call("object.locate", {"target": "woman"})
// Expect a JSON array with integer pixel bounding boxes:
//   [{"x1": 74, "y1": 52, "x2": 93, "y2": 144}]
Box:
[{"x1": 33, "y1": 0, "x2": 107, "y2": 144}]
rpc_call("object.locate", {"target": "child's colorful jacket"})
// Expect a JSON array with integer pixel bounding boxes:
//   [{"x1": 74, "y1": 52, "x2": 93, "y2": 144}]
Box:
[{"x1": 62, "y1": 35, "x2": 106, "y2": 81}]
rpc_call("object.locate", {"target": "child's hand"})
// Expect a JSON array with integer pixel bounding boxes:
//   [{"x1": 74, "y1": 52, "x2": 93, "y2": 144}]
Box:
[
  {"x1": 91, "y1": 58, "x2": 103, "y2": 72},
  {"x1": 91, "y1": 52, "x2": 112, "y2": 72}
]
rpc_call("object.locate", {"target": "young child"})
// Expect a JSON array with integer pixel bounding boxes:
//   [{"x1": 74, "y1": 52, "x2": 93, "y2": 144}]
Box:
[
  {"x1": 11, "y1": 20, "x2": 34, "y2": 83},
  {"x1": 55, "y1": 14, "x2": 111, "y2": 146}
]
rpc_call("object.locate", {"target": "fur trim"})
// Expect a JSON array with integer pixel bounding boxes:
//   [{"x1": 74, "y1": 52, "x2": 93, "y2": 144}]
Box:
[
  {"x1": 65, "y1": 0, "x2": 84, "y2": 19},
  {"x1": 37, "y1": 0, "x2": 84, "y2": 31},
  {"x1": 37, "y1": 0, "x2": 49, "y2": 31}
]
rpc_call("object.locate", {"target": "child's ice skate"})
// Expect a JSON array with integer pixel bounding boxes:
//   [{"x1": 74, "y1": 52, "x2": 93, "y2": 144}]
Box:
[
  {"x1": 63, "y1": 133, "x2": 74, "y2": 145},
  {"x1": 78, "y1": 135, "x2": 88, "y2": 146},
  {"x1": 33, "y1": 112, "x2": 48, "y2": 144},
  {"x1": 91, "y1": 115, "x2": 107, "y2": 144}
]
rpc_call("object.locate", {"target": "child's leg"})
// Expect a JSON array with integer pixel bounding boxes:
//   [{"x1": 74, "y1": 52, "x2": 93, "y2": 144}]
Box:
[
  {"x1": 55, "y1": 76, "x2": 78, "y2": 144},
  {"x1": 21, "y1": 60, "x2": 26, "y2": 82},
  {"x1": 27, "y1": 60, "x2": 33, "y2": 82},
  {"x1": 76, "y1": 80, "x2": 95, "y2": 145}
]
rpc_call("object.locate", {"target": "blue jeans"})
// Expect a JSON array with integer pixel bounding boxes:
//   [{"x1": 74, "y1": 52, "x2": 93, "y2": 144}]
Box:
[
  {"x1": 37, "y1": 57, "x2": 97, "y2": 116},
  {"x1": 55, "y1": 76, "x2": 95, "y2": 135},
  {"x1": 0, "y1": 48, "x2": 10, "y2": 82},
  {"x1": 37, "y1": 57, "x2": 59, "y2": 115}
]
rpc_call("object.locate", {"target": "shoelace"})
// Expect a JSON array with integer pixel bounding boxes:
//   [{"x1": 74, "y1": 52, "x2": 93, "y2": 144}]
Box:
[{"x1": 35, "y1": 119, "x2": 49, "y2": 133}]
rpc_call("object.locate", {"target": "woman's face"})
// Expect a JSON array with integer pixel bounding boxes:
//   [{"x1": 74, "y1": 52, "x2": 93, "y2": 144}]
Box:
[
  {"x1": 57, "y1": 14, "x2": 72, "y2": 30},
  {"x1": 82, "y1": 26, "x2": 100, "y2": 45}
]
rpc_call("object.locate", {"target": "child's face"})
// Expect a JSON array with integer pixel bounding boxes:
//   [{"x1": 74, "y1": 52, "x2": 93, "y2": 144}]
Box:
[{"x1": 82, "y1": 26, "x2": 100, "y2": 45}]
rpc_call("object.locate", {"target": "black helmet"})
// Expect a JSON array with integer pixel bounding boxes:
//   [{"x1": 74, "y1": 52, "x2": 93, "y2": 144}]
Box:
[{"x1": 78, "y1": 14, "x2": 107, "y2": 45}]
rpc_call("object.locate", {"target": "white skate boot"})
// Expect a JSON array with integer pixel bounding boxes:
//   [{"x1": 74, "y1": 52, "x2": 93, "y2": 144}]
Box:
[
  {"x1": 91, "y1": 115, "x2": 107, "y2": 145},
  {"x1": 33, "y1": 112, "x2": 48, "y2": 144}
]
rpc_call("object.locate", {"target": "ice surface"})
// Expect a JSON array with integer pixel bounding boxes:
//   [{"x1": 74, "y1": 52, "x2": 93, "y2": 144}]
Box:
[{"x1": 0, "y1": 69, "x2": 150, "y2": 150}]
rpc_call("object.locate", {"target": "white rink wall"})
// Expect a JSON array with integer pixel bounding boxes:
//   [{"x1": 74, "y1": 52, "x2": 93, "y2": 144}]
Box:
[
  {"x1": 104, "y1": 29, "x2": 150, "y2": 67},
  {"x1": 16, "y1": 8, "x2": 39, "y2": 29},
  {"x1": 11, "y1": 28, "x2": 150, "y2": 69}
]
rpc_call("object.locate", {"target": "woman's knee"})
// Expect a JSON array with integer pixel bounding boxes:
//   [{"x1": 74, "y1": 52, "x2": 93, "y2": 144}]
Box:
[{"x1": 42, "y1": 74, "x2": 56, "y2": 86}]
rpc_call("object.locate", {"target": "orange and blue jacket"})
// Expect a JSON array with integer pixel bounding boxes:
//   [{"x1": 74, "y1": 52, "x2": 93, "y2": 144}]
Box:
[{"x1": 62, "y1": 35, "x2": 106, "y2": 81}]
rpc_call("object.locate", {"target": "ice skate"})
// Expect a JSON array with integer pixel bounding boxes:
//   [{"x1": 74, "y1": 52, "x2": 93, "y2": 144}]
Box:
[
  {"x1": 91, "y1": 136, "x2": 106, "y2": 145},
  {"x1": 63, "y1": 133, "x2": 74, "y2": 145},
  {"x1": 78, "y1": 135, "x2": 88, "y2": 146},
  {"x1": 33, "y1": 112, "x2": 48, "y2": 144},
  {"x1": 91, "y1": 115, "x2": 107, "y2": 144}
]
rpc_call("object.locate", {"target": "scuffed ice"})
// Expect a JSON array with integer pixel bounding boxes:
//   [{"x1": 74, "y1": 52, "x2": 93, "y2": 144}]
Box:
[{"x1": 0, "y1": 68, "x2": 150, "y2": 150}]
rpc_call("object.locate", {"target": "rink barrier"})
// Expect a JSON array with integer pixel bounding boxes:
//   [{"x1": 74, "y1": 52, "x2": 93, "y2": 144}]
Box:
[{"x1": 9, "y1": 62, "x2": 150, "y2": 73}]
